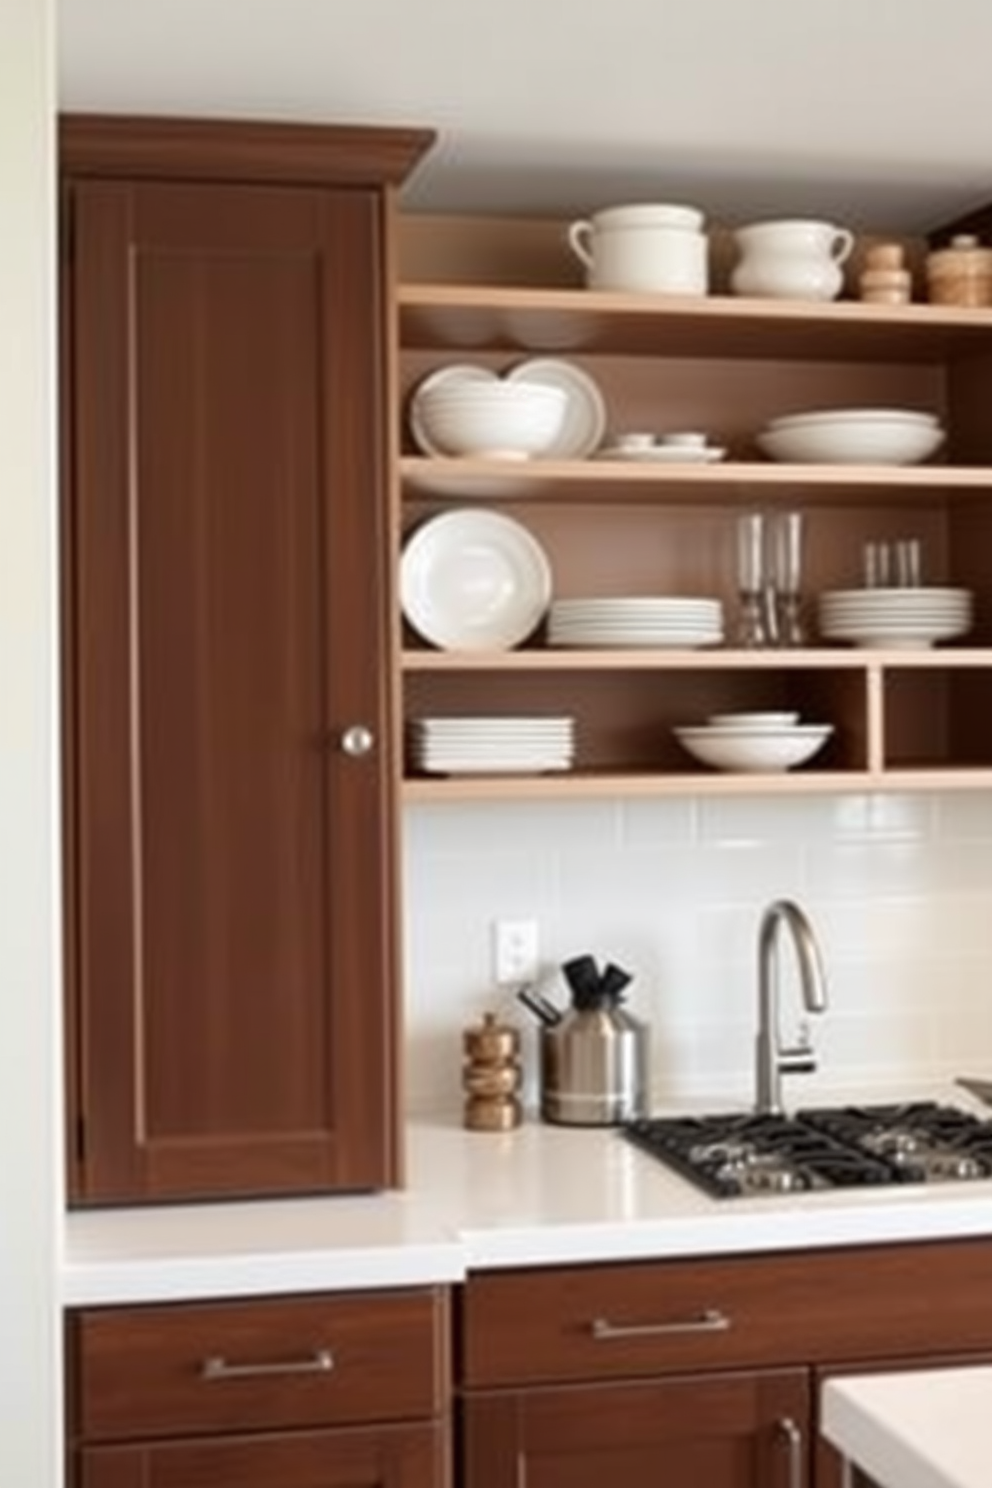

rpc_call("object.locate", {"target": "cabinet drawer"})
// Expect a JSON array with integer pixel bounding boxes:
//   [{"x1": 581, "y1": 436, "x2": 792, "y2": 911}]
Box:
[
  {"x1": 74, "y1": 1288, "x2": 449, "y2": 1440},
  {"x1": 461, "y1": 1241, "x2": 992, "y2": 1386}
]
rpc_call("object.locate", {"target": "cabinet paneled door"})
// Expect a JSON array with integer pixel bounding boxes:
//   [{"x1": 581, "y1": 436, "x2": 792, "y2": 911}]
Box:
[
  {"x1": 463, "y1": 1371, "x2": 811, "y2": 1488},
  {"x1": 79, "y1": 1424, "x2": 444, "y2": 1488},
  {"x1": 60, "y1": 117, "x2": 432, "y2": 1203}
]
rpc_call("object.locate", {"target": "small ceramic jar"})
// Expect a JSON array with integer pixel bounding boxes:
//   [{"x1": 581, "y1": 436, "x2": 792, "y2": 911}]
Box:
[
  {"x1": 730, "y1": 219, "x2": 854, "y2": 301},
  {"x1": 567, "y1": 203, "x2": 709, "y2": 295},
  {"x1": 926, "y1": 234, "x2": 992, "y2": 307}
]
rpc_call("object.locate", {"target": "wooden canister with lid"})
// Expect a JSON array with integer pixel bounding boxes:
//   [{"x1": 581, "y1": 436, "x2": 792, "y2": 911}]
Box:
[{"x1": 926, "y1": 234, "x2": 992, "y2": 307}]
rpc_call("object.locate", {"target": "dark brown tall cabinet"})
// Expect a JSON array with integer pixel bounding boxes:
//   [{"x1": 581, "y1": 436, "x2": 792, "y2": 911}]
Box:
[{"x1": 60, "y1": 116, "x2": 433, "y2": 1204}]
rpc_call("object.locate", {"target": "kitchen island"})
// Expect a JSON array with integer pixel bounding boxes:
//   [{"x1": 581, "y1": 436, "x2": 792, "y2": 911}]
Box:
[{"x1": 823, "y1": 1367, "x2": 992, "y2": 1488}]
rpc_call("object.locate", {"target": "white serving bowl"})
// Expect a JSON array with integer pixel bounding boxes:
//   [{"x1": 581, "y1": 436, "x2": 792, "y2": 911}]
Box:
[
  {"x1": 414, "y1": 380, "x2": 568, "y2": 460},
  {"x1": 758, "y1": 416, "x2": 945, "y2": 465},
  {"x1": 674, "y1": 723, "x2": 833, "y2": 772}
]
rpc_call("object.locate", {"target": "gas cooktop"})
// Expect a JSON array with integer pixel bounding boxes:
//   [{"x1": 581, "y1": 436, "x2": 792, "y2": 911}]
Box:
[{"x1": 622, "y1": 1102, "x2": 992, "y2": 1199}]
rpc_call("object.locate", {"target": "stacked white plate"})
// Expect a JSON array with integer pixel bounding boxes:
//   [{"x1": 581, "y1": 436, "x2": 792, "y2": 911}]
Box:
[
  {"x1": 818, "y1": 586, "x2": 973, "y2": 649},
  {"x1": 408, "y1": 716, "x2": 576, "y2": 775},
  {"x1": 548, "y1": 596, "x2": 723, "y2": 649}
]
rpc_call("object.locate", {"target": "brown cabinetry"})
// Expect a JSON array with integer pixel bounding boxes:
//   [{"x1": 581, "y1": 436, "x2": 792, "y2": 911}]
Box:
[
  {"x1": 60, "y1": 116, "x2": 433, "y2": 1204},
  {"x1": 463, "y1": 1371, "x2": 809, "y2": 1488},
  {"x1": 68, "y1": 1288, "x2": 450, "y2": 1488},
  {"x1": 459, "y1": 1240, "x2": 992, "y2": 1488},
  {"x1": 397, "y1": 215, "x2": 992, "y2": 802}
]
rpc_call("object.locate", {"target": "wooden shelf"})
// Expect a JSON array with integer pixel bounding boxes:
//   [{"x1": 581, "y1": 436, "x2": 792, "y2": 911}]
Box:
[
  {"x1": 399, "y1": 283, "x2": 992, "y2": 362},
  {"x1": 402, "y1": 764, "x2": 992, "y2": 803},
  {"x1": 400, "y1": 456, "x2": 992, "y2": 505},
  {"x1": 397, "y1": 225, "x2": 992, "y2": 802},
  {"x1": 401, "y1": 646, "x2": 992, "y2": 673}
]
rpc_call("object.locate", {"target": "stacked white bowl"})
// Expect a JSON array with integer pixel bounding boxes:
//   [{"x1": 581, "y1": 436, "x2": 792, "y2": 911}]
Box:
[
  {"x1": 411, "y1": 368, "x2": 568, "y2": 460},
  {"x1": 757, "y1": 407, "x2": 945, "y2": 465},
  {"x1": 674, "y1": 711, "x2": 834, "y2": 772},
  {"x1": 818, "y1": 586, "x2": 973, "y2": 648}
]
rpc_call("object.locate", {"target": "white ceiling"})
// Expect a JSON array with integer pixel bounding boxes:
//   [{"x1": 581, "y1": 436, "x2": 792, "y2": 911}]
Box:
[{"x1": 58, "y1": 0, "x2": 992, "y2": 236}]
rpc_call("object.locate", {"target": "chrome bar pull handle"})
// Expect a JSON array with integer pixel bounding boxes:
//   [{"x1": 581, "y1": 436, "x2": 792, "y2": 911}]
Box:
[
  {"x1": 776, "y1": 1415, "x2": 804, "y2": 1488},
  {"x1": 201, "y1": 1348, "x2": 334, "y2": 1381},
  {"x1": 340, "y1": 724, "x2": 375, "y2": 757},
  {"x1": 590, "y1": 1308, "x2": 731, "y2": 1340}
]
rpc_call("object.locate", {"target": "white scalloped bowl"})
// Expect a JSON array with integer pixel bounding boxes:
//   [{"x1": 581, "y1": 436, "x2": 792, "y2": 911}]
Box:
[
  {"x1": 415, "y1": 381, "x2": 568, "y2": 460},
  {"x1": 674, "y1": 724, "x2": 833, "y2": 772}
]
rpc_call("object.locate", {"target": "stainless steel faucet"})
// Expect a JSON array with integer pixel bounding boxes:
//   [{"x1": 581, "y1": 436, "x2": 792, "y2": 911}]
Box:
[{"x1": 755, "y1": 899, "x2": 828, "y2": 1115}]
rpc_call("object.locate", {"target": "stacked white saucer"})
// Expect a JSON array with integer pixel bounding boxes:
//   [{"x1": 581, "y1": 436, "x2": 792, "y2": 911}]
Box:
[
  {"x1": 818, "y1": 587, "x2": 973, "y2": 649},
  {"x1": 548, "y1": 596, "x2": 723, "y2": 648},
  {"x1": 408, "y1": 716, "x2": 576, "y2": 775}
]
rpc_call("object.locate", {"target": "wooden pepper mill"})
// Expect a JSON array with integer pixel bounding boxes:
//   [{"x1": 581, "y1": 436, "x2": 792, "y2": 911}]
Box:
[
  {"x1": 858, "y1": 242, "x2": 912, "y2": 305},
  {"x1": 462, "y1": 1012, "x2": 523, "y2": 1131}
]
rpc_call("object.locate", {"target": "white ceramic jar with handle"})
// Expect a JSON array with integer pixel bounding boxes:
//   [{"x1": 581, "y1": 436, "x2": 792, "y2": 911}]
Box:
[
  {"x1": 567, "y1": 203, "x2": 708, "y2": 295},
  {"x1": 730, "y1": 218, "x2": 855, "y2": 300}
]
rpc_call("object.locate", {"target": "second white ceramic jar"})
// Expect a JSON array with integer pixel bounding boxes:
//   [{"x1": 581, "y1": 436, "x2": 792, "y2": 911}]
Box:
[
  {"x1": 730, "y1": 218, "x2": 855, "y2": 301},
  {"x1": 567, "y1": 203, "x2": 709, "y2": 295}
]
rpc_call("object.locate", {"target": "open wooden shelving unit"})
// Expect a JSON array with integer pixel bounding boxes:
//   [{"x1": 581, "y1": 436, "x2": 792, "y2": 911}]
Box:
[{"x1": 395, "y1": 216, "x2": 992, "y2": 801}]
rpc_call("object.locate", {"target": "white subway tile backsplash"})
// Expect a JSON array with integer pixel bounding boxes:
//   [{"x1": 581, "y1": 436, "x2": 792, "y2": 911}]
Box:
[{"x1": 401, "y1": 791, "x2": 992, "y2": 1115}]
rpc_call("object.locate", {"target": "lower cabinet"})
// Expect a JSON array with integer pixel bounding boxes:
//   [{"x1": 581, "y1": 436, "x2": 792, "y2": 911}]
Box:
[
  {"x1": 67, "y1": 1289, "x2": 451, "y2": 1488},
  {"x1": 459, "y1": 1241, "x2": 992, "y2": 1488},
  {"x1": 79, "y1": 1424, "x2": 442, "y2": 1488},
  {"x1": 463, "y1": 1370, "x2": 810, "y2": 1488}
]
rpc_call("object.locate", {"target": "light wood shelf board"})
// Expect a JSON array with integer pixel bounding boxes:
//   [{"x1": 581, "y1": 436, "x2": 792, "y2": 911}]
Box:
[
  {"x1": 398, "y1": 283, "x2": 992, "y2": 362},
  {"x1": 402, "y1": 765, "x2": 992, "y2": 803},
  {"x1": 400, "y1": 457, "x2": 992, "y2": 504},
  {"x1": 401, "y1": 647, "x2": 992, "y2": 673}
]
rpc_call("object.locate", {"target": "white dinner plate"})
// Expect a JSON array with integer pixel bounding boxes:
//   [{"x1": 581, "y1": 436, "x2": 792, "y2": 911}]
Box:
[
  {"x1": 506, "y1": 358, "x2": 607, "y2": 459},
  {"x1": 401, "y1": 509, "x2": 552, "y2": 650}
]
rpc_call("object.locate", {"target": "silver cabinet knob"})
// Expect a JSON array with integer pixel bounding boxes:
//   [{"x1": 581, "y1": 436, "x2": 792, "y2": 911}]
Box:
[{"x1": 340, "y1": 724, "x2": 375, "y2": 757}]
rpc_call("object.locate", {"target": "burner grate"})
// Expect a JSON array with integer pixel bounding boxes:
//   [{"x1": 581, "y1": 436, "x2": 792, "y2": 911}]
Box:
[{"x1": 622, "y1": 1102, "x2": 992, "y2": 1199}]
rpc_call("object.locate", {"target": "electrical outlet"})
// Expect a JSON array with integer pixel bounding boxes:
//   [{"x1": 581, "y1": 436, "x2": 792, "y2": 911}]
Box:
[{"x1": 493, "y1": 919, "x2": 539, "y2": 985}]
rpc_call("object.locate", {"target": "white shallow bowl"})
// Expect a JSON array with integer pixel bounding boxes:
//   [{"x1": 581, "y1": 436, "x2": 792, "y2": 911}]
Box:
[
  {"x1": 414, "y1": 379, "x2": 568, "y2": 459},
  {"x1": 675, "y1": 724, "x2": 833, "y2": 772},
  {"x1": 768, "y1": 407, "x2": 940, "y2": 430},
  {"x1": 758, "y1": 419, "x2": 945, "y2": 466}
]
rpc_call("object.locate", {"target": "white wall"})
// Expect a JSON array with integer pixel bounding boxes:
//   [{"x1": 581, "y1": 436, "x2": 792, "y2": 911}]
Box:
[
  {"x1": 403, "y1": 790, "x2": 992, "y2": 1114},
  {"x1": 0, "y1": 3, "x2": 62, "y2": 1484}
]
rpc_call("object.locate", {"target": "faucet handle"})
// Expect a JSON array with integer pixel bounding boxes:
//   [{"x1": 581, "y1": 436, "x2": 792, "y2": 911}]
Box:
[{"x1": 780, "y1": 1020, "x2": 817, "y2": 1075}]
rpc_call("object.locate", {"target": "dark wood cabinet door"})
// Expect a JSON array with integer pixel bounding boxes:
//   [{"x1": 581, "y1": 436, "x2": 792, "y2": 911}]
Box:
[
  {"x1": 80, "y1": 1422, "x2": 444, "y2": 1488},
  {"x1": 64, "y1": 175, "x2": 400, "y2": 1201},
  {"x1": 463, "y1": 1369, "x2": 811, "y2": 1488}
]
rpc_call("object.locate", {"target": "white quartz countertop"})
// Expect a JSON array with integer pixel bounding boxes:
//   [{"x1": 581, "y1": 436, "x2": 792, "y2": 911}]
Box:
[
  {"x1": 62, "y1": 1090, "x2": 992, "y2": 1306},
  {"x1": 822, "y1": 1367, "x2": 992, "y2": 1488}
]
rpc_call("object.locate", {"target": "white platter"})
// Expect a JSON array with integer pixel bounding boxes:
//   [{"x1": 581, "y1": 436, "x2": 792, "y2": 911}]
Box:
[
  {"x1": 401, "y1": 509, "x2": 552, "y2": 651},
  {"x1": 506, "y1": 358, "x2": 607, "y2": 459}
]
